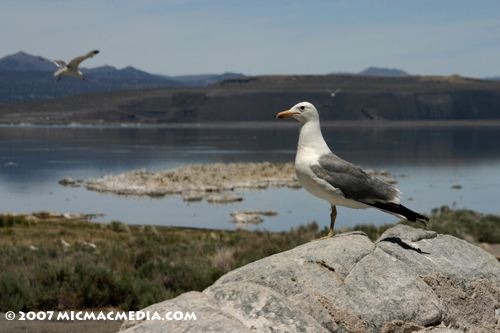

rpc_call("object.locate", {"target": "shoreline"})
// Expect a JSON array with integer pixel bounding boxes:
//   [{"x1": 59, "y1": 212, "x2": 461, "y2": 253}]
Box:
[{"x1": 3, "y1": 119, "x2": 500, "y2": 128}]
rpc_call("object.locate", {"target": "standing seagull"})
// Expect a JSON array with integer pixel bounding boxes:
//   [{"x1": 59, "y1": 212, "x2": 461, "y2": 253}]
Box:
[
  {"x1": 276, "y1": 102, "x2": 428, "y2": 240},
  {"x1": 41, "y1": 50, "x2": 99, "y2": 82}
]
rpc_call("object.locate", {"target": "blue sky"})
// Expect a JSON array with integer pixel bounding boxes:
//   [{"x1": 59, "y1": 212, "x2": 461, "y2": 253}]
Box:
[{"x1": 2, "y1": 0, "x2": 500, "y2": 77}]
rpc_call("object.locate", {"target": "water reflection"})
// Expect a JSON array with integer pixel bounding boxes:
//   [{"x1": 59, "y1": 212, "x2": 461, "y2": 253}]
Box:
[{"x1": 0, "y1": 125, "x2": 499, "y2": 231}]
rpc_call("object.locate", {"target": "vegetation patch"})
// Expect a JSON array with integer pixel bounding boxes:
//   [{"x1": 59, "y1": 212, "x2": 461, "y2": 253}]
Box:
[
  {"x1": 0, "y1": 217, "x2": 321, "y2": 312},
  {"x1": 0, "y1": 207, "x2": 498, "y2": 312}
]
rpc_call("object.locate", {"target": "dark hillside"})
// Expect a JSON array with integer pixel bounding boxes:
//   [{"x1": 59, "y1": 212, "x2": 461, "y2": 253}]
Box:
[
  {"x1": 0, "y1": 69, "x2": 183, "y2": 104},
  {"x1": 1, "y1": 75, "x2": 500, "y2": 124}
]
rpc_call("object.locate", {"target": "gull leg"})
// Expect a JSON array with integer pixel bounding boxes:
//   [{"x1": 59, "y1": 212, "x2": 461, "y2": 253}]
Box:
[{"x1": 313, "y1": 206, "x2": 337, "y2": 241}]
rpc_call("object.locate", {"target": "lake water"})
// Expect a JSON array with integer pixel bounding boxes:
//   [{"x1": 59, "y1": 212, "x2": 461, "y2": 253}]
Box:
[{"x1": 1, "y1": 125, "x2": 499, "y2": 232}]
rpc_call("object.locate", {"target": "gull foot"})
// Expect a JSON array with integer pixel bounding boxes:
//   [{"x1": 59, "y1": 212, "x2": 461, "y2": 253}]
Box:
[{"x1": 312, "y1": 229, "x2": 335, "y2": 241}]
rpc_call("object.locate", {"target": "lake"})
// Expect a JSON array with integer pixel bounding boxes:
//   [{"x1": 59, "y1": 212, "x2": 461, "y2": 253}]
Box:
[{"x1": 1, "y1": 124, "x2": 499, "y2": 232}]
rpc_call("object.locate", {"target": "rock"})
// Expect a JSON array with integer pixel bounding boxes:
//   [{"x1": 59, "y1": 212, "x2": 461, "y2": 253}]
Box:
[
  {"x1": 120, "y1": 291, "x2": 252, "y2": 333},
  {"x1": 478, "y1": 242, "x2": 500, "y2": 259},
  {"x1": 422, "y1": 272, "x2": 500, "y2": 332},
  {"x1": 58, "y1": 176, "x2": 76, "y2": 186},
  {"x1": 384, "y1": 177, "x2": 398, "y2": 184},
  {"x1": 120, "y1": 225, "x2": 500, "y2": 332},
  {"x1": 182, "y1": 191, "x2": 204, "y2": 203},
  {"x1": 206, "y1": 194, "x2": 243, "y2": 205},
  {"x1": 205, "y1": 282, "x2": 329, "y2": 333},
  {"x1": 375, "y1": 225, "x2": 500, "y2": 292},
  {"x1": 379, "y1": 170, "x2": 391, "y2": 177},
  {"x1": 229, "y1": 209, "x2": 279, "y2": 228},
  {"x1": 82, "y1": 241, "x2": 97, "y2": 249},
  {"x1": 261, "y1": 210, "x2": 278, "y2": 216},
  {"x1": 229, "y1": 212, "x2": 264, "y2": 228}
]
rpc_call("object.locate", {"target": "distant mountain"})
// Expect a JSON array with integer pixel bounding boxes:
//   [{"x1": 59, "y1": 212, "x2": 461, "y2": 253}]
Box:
[
  {"x1": 82, "y1": 66, "x2": 168, "y2": 81},
  {"x1": 0, "y1": 51, "x2": 247, "y2": 103},
  {"x1": 483, "y1": 76, "x2": 500, "y2": 81},
  {"x1": 157, "y1": 73, "x2": 247, "y2": 87},
  {"x1": 358, "y1": 67, "x2": 410, "y2": 77},
  {"x1": 0, "y1": 69, "x2": 185, "y2": 104},
  {"x1": 0, "y1": 51, "x2": 56, "y2": 71},
  {"x1": 330, "y1": 67, "x2": 411, "y2": 77}
]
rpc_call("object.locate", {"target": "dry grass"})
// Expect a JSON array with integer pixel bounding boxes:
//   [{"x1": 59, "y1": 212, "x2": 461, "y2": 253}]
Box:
[
  {"x1": 0, "y1": 217, "x2": 322, "y2": 312},
  {"x1": 2, "y1": 206, "x2": 498, "y2": 313}
]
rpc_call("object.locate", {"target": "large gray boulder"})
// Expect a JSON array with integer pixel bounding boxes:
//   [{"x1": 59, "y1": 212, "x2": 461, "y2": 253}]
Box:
[{"x1": 120, "y1": 225, "x2": 500, "y2": 332}]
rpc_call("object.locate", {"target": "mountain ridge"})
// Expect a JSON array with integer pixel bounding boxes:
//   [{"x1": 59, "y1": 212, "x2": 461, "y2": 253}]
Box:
[{"x1": 0, "y1": 51, "x2": 247, "y2": 103}]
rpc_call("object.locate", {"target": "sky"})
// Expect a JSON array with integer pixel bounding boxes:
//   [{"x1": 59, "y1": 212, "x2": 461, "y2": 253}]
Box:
[{"x1": 1, "y1": 0, "x2": 500, "y2": 78}]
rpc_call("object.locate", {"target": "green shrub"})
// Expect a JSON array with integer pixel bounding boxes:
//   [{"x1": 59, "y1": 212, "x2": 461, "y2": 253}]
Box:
[
  {"x1": 104, "y1": 221, "x2": 130, "y2": 233},
  {"x1": 141, "y1": 225, "x2": 159, "y2": 236},
  {"x1": 115, "y1": 275, "x2": 165, "y2": 311},
  {"x1": 0, "y1": 272, "x2": 31, "y2": 312},
  {"x1": 0, "y1": 215, "x2": 28, "y2": 228}
]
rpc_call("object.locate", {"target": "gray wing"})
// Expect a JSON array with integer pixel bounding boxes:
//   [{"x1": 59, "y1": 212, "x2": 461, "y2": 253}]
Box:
[
  {"x1": 40, "y1": 58, "x2": 66, "y2": 68},
  {"x1": 310, "y1": 152, "x2": 400, "y2": 204},
  {"x1": 67, "y1": 50, "x2": 99, "y2": 68}
]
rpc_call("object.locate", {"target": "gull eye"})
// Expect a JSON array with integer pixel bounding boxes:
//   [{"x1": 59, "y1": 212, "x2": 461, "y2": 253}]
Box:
[{"x1": 300, "y1": 106, "x2": 305, "y2": 110}]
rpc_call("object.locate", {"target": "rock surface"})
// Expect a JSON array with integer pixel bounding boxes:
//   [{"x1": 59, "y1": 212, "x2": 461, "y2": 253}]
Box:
[{"x1": 120, "y1": 225, "x2": 500, "y2": 332}]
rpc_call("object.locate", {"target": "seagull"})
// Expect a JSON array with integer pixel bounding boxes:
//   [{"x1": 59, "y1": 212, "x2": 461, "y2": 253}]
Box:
[
  {"x1": 40, "y1": 50, "x2": 99, "y2": 82},
  {"x1": 326, "y1": 88, "x2": 341, "y2": 97},
  {"x1": 3, "y1": 162, "x2": 19, "y2": 167},
  {"x1": 276, "y1": 102, "x2": 429, "y2": 240}
]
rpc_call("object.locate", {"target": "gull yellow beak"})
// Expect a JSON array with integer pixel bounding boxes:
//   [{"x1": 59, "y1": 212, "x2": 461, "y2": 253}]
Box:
[{"x1": 276, "y1": 110, "x2": 300, "y2": 119}]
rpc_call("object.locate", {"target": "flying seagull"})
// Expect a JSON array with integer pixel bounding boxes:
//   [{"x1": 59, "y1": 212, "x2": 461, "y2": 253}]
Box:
[
  {"x1": 276, "y1": 102, "x2": 429, "y2": 240},
  {"x1": 326, "y1": 88, "x2": 341, "y2": 97},
  {"x1": 40, "y1": 50, "x2": 99, "y2": 82}
]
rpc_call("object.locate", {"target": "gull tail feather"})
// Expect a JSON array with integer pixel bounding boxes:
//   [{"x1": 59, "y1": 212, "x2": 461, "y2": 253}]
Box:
[{"x1": 365, "y1": 201, "x2": 429, "y2": 226}]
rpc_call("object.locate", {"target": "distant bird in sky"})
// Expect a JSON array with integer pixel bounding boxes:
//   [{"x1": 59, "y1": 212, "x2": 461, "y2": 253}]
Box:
[
  {"x1": 40, "y1": 50, "x2": 99, "y2": 82},
  {"x1": 3, "y1": 162, "x2": 19, "y2": 167},
  {"x1": 276, "y1": 102, "x2": 429, "y2": 240},
  {"x1": 326, "y1": 88, "x2": 341, "y2": 97}
]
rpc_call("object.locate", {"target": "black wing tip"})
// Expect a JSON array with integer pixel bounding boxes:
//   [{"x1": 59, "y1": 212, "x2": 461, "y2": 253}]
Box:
[
  {"x1": 405, "y1": 210, "x2": 429, "y2": 227},
  {"x1": 366, "y1": 201, "x2": 429, "y2": 227},
  {"x1": 92, "y1": 50, "x2": 100, "y2": 54}
]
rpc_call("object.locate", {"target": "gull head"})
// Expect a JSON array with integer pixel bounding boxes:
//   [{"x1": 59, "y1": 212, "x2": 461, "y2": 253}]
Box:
[{"x1": 276, "y1": 102, "x2": 319, "y2": 124}]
